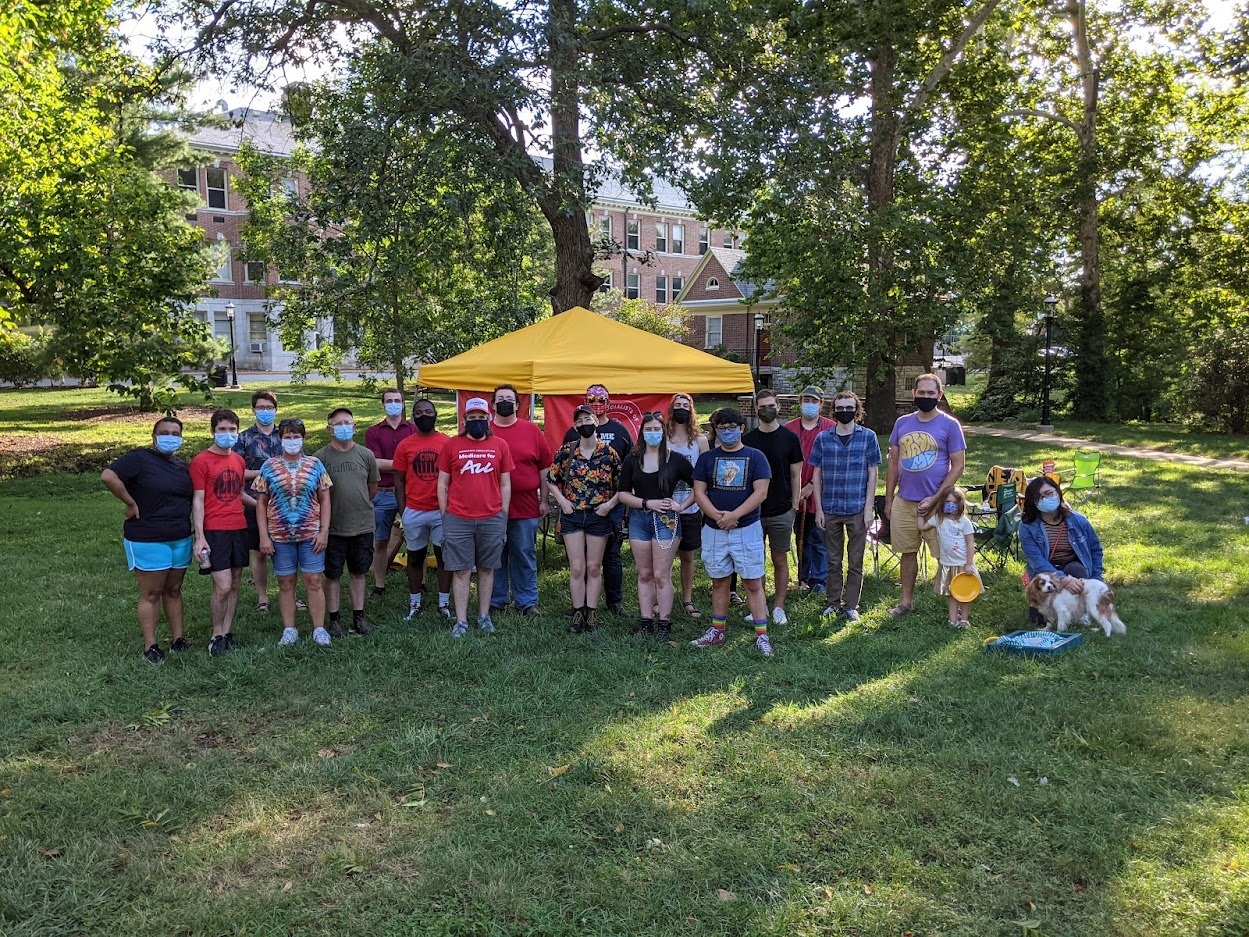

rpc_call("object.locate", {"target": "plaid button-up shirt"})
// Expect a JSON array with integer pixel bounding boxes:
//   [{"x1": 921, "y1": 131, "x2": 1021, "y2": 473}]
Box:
[{"x1": 808, "y1": 424, "x2": 881, "y2": 516}]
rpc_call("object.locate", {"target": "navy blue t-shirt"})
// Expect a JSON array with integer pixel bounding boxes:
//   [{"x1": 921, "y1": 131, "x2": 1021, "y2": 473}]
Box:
[
  {"x1": 107, "y1": 447, "x2": 194, "y2": 542},
  {"x1": 692, "y1": 445, "x2": 772, "y2": 528}
]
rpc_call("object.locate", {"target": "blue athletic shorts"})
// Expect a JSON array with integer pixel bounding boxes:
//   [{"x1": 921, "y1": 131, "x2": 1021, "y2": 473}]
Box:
[{"x1": 124, "y1": 536, "x2": 193, "y2": 572}]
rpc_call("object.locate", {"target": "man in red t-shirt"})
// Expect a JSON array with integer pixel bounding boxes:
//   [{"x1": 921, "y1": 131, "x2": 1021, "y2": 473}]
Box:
[
  {"x1": 392, "y1": 397, "x2": 452, "y2": 620},
  {"x1": 437, "y1": 397, "x2": 513, "y2": 637},
  {"x1": 784, "y1": 385, "x2": 835, "y2": 594},
  {"x1": 488, "y1": 383, "x2": 552, "y2": 616},
  {"x1": 191, "y1": 408, "x2": 254, "y2": 656}
]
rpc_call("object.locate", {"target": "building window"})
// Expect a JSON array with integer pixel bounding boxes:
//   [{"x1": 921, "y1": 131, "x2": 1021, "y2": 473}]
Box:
[
  {"x1": 177, "y1": 168, "x2": 198, "y2": 192},
  {"x1": 656, "y1": 276, "x2": 668, "y2": 304},
  {"x1": 249, "y1": 314, "x2": 268, "y2": 343},
  {"x1": 698, "y1": 228, "x2": 709, "y2": 255},
  {"x1": 656, "y1": 223, "x2": 668, "y2": 253},
  {"x1": 281, "y1": 176, "x2": 299, "y2": 200},
  {"x1": 244, "y1": 261, "x2": 266, "y2": 284},
  {"x1": 626, "y1": 271, "x2": 640, "y2": 300},
  {"x1": 671, "y1": 275, "x2": 684, "y2": 300},
  {"x1": 205, "y1": 167, "x2": 227, "y2": 210},
  {"x1": 598, "y1": 271, "x2": 613, "y2": 293},
  {"x1": 705, "y1": 315, "x2": 723, "y2": 348},
  {"x1": 211, "y1": 241, "x2": 232, "y2": 282},
  {"x1": 626, "y1": 219, "x2": 639, "y2": 251},
  {"x1": 599, "y1": 216, "x2": 610, "y2": 241},
  {"x1": 213, "y1": 311, "x2": 232, "y2": 340},
  {"x1": 707, "y1": 277, "x2": 719, "y2": 290},
  {"x1": 724, "y1": 231, "x2": 740, "y2": 248},
  {"x1": 671, "y1": 224, "x2": 684, "y2": 255}
]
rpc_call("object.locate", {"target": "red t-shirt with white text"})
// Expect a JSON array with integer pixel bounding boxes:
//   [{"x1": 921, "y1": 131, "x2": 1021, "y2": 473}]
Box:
[
  {"x1": 437, "y1": 435, "x2": 515, "y2": 519},
  {"x1": 189, "y1": 449, "x2": 247, "y2": 531},
  {"x1": 490, "y1": 420, "x2": 552, "y2": 520},
  {"x1": 393, "y1": 431, "x2": 449, "y2": 512}
]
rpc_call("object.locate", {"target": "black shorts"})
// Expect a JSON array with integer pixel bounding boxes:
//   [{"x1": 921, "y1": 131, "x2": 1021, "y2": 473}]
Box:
[
  {"x1": 679, "y1": 511, "x2": 703, "y2": 552},
  {"x1": 560, "y1": 508, "x2": 613, "y2": 539},
  {"x1": 244, "y1": 504, "x2": 261, "y2": 552},
  {"x1": 199, "y1": 528, "x2": 249, "y2": 574},
  {"x1": 324, "y1": 532, "x2": 374, "y2": 580}
]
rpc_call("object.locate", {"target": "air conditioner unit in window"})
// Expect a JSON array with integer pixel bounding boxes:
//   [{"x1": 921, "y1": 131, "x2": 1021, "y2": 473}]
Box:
[{"x1": 250, "y1": 341, "x2": 266, "y2": 353}]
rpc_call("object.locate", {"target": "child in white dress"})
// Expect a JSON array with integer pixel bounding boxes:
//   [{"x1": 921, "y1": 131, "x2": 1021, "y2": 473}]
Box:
[{"x1": 920, "y1": 488, "x2": 980, "y2": 629}]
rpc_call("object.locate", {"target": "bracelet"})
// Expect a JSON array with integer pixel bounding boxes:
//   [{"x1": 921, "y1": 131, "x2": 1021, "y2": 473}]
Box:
[{"x1": 643, "y1": 499, "x2": 648, "y2": 510}]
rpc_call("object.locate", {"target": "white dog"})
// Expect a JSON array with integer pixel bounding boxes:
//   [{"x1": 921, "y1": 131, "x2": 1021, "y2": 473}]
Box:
[{"x1": 1024, "y1": 572, "x2": 1126, "y2": 637}]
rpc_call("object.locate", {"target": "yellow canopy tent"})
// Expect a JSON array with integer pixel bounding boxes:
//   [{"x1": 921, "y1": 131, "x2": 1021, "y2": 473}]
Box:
[{"x1": 416, "y1": 306, "x2": 755, "y2": 394}]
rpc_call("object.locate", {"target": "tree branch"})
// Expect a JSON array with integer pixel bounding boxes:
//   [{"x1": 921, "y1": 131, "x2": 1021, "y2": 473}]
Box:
[
  {"x1": 904, "y1": 0, "x2": 1006, "y2": 121},
  {"x1": 0, "y1": 261, "x2": 37, "y2": 304},
  {"x1": 582, "y1": 22, "x2": 707, "y2": 53},
  {"x1": 1003, "y1": 107, "x2": 1079, "y2": 133}
]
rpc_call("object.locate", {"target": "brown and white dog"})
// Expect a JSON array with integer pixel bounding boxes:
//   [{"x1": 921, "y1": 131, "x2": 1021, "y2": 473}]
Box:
[{"x1": 1024, "y1": 572, "x2": 1127, "y2": 637}]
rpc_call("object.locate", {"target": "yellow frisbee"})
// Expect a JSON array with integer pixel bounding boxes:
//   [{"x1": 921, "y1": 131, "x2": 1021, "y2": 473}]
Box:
[{"x1": 950, "y1": 572, "x2": 983, "y2": 603}]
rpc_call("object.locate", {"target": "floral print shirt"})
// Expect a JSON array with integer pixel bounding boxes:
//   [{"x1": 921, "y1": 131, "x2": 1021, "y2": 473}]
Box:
[{"x1": 549, "y1": 439, "x2": 621, "y2": 510}]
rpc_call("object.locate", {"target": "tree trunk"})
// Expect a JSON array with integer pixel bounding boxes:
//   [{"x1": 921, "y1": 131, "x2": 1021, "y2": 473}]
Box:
[
  {"x1": 391, "y1": 295, "x2": 405, "y2": 394},
  {"x1": 543, "y1": 0, "x2": 600, "y2": 314},
  {"x1": 863, "y1": 42, "x2": 901, "y2": 433},
  {"x1": 1069, "y1": 0, "x2": 1107, "y2": 420}
]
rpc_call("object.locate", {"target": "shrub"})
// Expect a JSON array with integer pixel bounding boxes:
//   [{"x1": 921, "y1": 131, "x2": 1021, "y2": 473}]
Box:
[{"x1": 0, "y1": 331, "x2": 49, "y2": 387}]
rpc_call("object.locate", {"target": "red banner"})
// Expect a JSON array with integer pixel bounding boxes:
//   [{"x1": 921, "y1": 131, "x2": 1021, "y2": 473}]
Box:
[{"x1": 540, "y1": 393, "x2": 674, "y2": 453}]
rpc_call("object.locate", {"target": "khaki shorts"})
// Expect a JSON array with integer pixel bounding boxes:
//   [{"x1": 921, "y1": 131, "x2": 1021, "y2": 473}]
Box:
[{"x1": 889, "y1": 497, "x2": 939, "y2": 554}]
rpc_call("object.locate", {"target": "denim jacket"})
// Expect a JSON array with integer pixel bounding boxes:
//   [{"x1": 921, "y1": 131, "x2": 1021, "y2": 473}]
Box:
[{"x1": 1020, "y1": 509, "x2": 1104, "y2": 580}]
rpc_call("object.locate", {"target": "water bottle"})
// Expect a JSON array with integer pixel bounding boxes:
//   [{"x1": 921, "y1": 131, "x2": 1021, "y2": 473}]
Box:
[{"x1": 198, "y1": 545, "x2": 212, "y2": 570}]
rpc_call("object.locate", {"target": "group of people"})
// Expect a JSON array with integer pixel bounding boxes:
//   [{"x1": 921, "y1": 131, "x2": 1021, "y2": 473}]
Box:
[{"x1": 102, "y1": 374, "x2": 1109, "y2": 663}]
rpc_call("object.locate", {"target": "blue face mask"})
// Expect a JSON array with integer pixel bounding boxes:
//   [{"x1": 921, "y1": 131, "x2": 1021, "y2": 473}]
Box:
[
  {"x1": 254, "y1": 409, "x2": 276, "y2": 426},
  {"x1": 332, "y1": 424, "x2": 355, "y2": 442},
  {"x1": 384, "y1": 402, "x2": 404, "y2": 418},
  {"x1": 214, "y1": 432, "x2": 238, "y2": 450},
  {"x1": 942, "y1": 502, "x2": 959, "y2": 515},
  {"x1": 1037, "y1": 495, "x2": 1061, "y2": 514},
  {"x1": 643, "y1": 430, "x2": 664, "y2": 447},
  {"x1": 801, "y1": 402, "x2": 820, "y2": 420},
  {"x1": 155, "y1": 435, "x2": 182, "y2": 454},
  {"x1": 718, "y1": 428, "x2": 741, "y2": 447}
]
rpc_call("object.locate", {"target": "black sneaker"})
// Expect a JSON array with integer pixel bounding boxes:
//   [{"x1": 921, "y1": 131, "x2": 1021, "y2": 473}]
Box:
[
  {"x1": 208, "y1": 635, "x2": 228, "y2": 657},
  {"x1": 607, "y1": 602, "x2": 626, "y2": 616},
  {"x1": 143, "y1": 644, "x2": 165, "y2": 664},
  {"x1": 327, "y1": 619, "x2": 347, "y2": 639},
  {"x1": 168, "y1": 637, "x2": 188, "y2": 653},
  {"x1": 657, "y1": 620, "x2": 672, "y2": 642},
  {"x1": 371, "y1": 586, "x2": 385, "y2": 598},
  {"x1": 351, "y1": 616, "x2": 374, "y2": 636},
  {"x1": 584, "y1": 608, "x2": 598, "y2": 633},
  {"x1": 223, "y1": 632, "x2": 238, "y2": 651},
  {"x1": 635, "y1": 618, "x2": 655, "y2": 637}
]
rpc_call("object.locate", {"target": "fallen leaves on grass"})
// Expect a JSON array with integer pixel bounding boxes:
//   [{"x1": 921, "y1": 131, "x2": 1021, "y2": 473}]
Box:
[{"x1": 717, "y1": 889, "x2": 736, "y2": 902}]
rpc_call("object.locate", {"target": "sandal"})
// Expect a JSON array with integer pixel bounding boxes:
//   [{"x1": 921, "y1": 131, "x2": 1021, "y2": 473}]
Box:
[
  {"x1": 257, "y1": 600, "x2": 269, "y2": 613},
  {"x1": 729, "y1": 591, "x2": 744, "y2": 606},
  {"x1": 886, "y1": 604, "x2": 913, "y2": 618},
  {"x1": 683, "y1": 601, "x2": 703, "y2": 619}
]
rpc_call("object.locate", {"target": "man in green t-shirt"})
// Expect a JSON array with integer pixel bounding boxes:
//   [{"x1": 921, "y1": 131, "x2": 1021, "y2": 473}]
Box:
[{"x1": 313, "y1": 407, "x2": 380, "y2": 638}]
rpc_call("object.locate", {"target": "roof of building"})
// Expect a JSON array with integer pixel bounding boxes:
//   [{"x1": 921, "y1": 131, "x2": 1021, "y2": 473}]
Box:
[
  {"x1": 184, "y1": 107, "x2": 300, "y2": 158},
  {"x1": 676, "y1": 246, "x2": 775, "y2": 305}
]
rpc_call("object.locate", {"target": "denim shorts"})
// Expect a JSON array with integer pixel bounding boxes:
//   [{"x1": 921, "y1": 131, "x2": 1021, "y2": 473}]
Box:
[
  {"x1": 701, "y1": 521, "x2": 766, "y2": 580},
  {"x1": 273, "y1": 538, "x2": 326, "y2": 576},
  {"x1": 124, "y1": 536, "x2": 193, "y2": 572},
  {"x1": 373, "y1": 488, "x2": 400, "y2": 542},
  {"x1": 560, "y1": 507, "x2": 613, "y2": 539},
  {"x1": 628, "y1": 508, "x2": 680, "y2": 544}
]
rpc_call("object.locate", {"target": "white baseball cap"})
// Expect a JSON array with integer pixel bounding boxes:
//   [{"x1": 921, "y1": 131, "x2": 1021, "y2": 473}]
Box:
[{"x1": 464, "y1": 397, "x2": 490, "y2": 415}]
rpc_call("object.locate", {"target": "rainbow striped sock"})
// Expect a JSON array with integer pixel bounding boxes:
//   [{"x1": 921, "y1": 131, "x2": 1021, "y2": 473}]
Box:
[
  {"x1": 754, "y1": 620, "x2": 768, "y2": 636},
  {"x1": 711, "y1": 615, "x2": 727, "y2": 632}
]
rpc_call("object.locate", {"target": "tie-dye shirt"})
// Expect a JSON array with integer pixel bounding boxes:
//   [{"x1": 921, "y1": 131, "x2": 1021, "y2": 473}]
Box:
[{"x1": 253, "y1": 455, "x2": 333, "y2": 543}]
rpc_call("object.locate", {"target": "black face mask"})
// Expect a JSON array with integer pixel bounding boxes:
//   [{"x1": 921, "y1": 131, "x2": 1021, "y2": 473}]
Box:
[
  {"x1": 414, "y1": 414, "x2": 436, "y2": 433},
  {"x1": 576, "y1": 423, "x2": 597, "y2": 439},
  {"x1": 757, "y1": 406, "x2": 778, "y2": 423},
  {"x1": 495, "y1": 400, "x2": 515, "y2": 418},
  {"x1": 915, "y1": 397, "x2": 939, "y2": 413},
  {"x1": 671, "y1": 409, "x2": 690, "y2": 425},
  {"x1": 834, "y1": 410, "x2": 856, "y2": 424},
  {"x1": 466, "y1": 419, "x2": 489, "y2": 439}
]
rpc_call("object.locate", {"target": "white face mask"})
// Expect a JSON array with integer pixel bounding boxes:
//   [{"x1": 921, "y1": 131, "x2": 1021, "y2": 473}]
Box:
[{"x1": 281, "y1": 438, "x2": 304, "y2": 455}]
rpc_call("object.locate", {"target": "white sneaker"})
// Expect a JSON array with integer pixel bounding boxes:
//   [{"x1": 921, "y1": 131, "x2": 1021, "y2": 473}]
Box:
[
  {"x1": 312, "y1": 626, "x2": 331, "y2": 646},
  {"x1": 438, "y1": 604, "x2": 452, "y2": 619},
  {"x1": 771, "y1": 607, "x2": 788, "y2": 625},
  {"x1": 755, "y1": 633, "x2": 775, "y2": 657},
  {"x1": 405, "y1": 603, "x2": 421, "y2": 621},
  {"x1": 278, "y1": 627, "x2": 298, "y2": 646}
]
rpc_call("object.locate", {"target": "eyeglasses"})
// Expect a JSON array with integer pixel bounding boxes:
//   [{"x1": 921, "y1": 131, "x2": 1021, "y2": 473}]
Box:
[{"x1": 833, "y1": 408, "x2": 856, "y2": 414}]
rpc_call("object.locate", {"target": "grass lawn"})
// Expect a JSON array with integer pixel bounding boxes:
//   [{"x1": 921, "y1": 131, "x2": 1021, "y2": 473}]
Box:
[{"x1": 3, "y1": 386, "x2": 1249, "y2": 935}]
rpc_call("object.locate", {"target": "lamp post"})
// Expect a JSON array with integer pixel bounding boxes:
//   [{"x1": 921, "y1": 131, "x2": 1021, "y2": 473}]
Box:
[
  {"x1": 225, "y1": 302, "x2": 239, "y2": 389},
  {"x1": 1039, "y1": 294, "x2": 1058, "y2": 431},
  {"x1": 753, "y1": 311, "x2": 764, "y2": 381}
]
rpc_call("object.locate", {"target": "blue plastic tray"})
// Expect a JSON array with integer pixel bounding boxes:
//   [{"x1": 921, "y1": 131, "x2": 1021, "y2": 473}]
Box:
[{"x1": 985, "y1": 630, "x2": 1085, "y2": 657}]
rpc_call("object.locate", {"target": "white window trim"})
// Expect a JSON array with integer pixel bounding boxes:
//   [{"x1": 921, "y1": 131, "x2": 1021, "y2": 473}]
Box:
[
  {"x1": 706, "y1": 277, "x2": 719, "y2": 290},
  {"x1": 205, "y1": 167, "x2": 228, "y2": 210},
  {"x1": 656, "y1": 275, "x2": 668, "y2": 304},
  {"x1": 671, "y1": 224, "x2": 685, "y2": 255},
  {"x1": 705, "y1": 315, "x2": 723, "y2": 348},
  {"x1": 210, "y1": 236, "x2": 232, "y2": 283},
  {"x1": 244, "y1": 261, "x2": 266, "y2": 284},
  {"x1": 626, "y1": 219, "x2": 640, "y2": 251},
  {"x1": 656, "y1": 222, "x2": 668, "y2": 253},
  {"x1": 626, "y1": 271, "x2": 640, "y2": 300}
]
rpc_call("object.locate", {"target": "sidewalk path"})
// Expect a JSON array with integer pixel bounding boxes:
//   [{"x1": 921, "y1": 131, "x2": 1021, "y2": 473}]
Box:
[{"x1": 962, "y1": 426, "x2": 1249, "y2": 474}]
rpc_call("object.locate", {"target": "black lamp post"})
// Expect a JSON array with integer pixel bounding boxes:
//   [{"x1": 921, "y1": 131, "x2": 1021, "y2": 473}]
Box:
[
  {"x1": 1039, "y1": 294, "x2": 1058, "y2": 431},
  {"x1": 753, "y1": 311, "x2": 764, "y2": 378},
  {"x1": 225, "y1": 302, "x2": 239, "y2": 389}
]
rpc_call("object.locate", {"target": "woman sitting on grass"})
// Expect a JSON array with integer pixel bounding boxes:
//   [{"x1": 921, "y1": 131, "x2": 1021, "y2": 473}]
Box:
[
  {"x1": 1019, "y1": 476, "x2": 1105, "y2": 624},
  {"x1": 100, "y1": 416, "x2": 194, "y2": 663}
]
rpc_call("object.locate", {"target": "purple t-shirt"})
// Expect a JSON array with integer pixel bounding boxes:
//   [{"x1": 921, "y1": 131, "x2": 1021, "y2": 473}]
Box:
[{"x1": 888, "y1": 410, "x2": 966, "y2": 502}]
